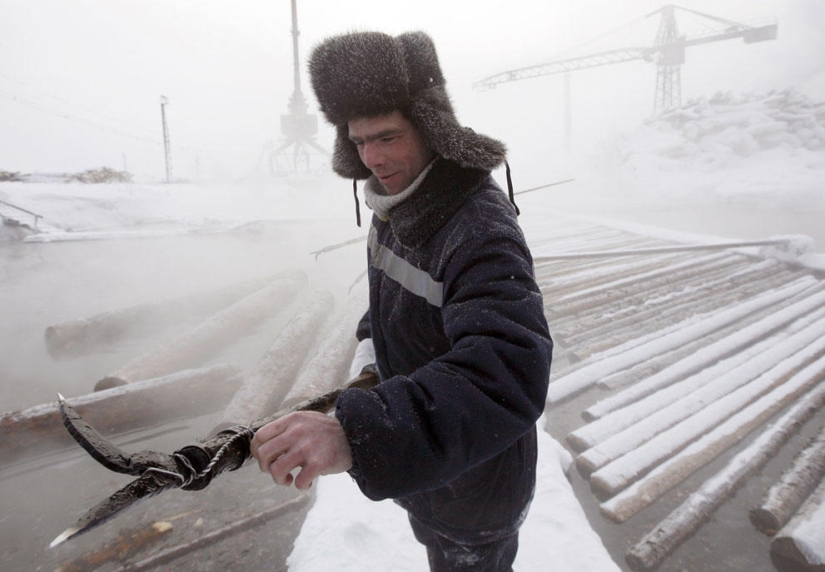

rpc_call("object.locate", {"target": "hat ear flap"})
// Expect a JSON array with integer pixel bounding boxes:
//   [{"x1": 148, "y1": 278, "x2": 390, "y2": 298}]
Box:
[
  {"x1": 409, "y1": 94, "x2": 506, "y2": 172},
  {"x1": 331, "y1": 124, "x2": 372, "y2": 179}
]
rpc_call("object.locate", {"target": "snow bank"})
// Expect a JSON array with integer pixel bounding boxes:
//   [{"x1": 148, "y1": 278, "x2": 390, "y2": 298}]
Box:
[
  {"x1": 596, "y1": 90, "x2": 825, "y2": 215},
  {"x1": 288, "y1": 424, "x2": 620, "y2": 572},
  {"x1": 625, "y1": 90, "x2": 825, "y2": 169},
  {"x1": 0, "y1": 176, "x2": 352, "y2": 238}
]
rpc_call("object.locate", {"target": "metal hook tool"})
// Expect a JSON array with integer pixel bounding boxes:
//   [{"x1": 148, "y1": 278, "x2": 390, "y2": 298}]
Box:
[{"x1": 49, "y1": 371, "x2": 379, "y2": 548}]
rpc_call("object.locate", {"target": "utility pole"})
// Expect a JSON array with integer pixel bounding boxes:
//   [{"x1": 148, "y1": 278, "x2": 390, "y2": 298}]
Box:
[
  {"x1": 563, "y1": 73, "x2": 572, "y2": 156},
  {"x1": 160, "y1": 95, "x2": 172, "y2": 183}
]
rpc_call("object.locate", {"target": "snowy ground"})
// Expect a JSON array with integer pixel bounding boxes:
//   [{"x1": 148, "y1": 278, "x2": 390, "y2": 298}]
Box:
[
  {"x1": 289, "y1": 421, "x2": 620, "y2": 572},
  {"x1": 1, "y1": 88, "x2": 823, "y2": 570}
]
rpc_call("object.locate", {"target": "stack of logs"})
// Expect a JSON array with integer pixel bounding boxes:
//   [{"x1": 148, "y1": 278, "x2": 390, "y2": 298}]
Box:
[
  {"x1": 1, "y1": 270, "x2": 366, "y2": 461},
  {"x1": 0, "y1": 270, "x2": 366, "y2": 569},
  {"x1": 528, "y1": 216, "x2": 825, "y2": 572}
]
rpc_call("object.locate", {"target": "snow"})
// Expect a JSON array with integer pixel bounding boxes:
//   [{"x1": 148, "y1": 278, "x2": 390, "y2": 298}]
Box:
[
  {"x1": 288, "y1": 422, "x2": 620, "y2": 572},
  {"x1": 600, "y1": 351, "x2": 825, "y2": 522},
  {"x1": 787, "y1": 481, "x2": 825, "y2": 566},
  {"x1": 545, "y1": 275, "x2": 817, "y2": 404},
  {"x1": 2, "y1": 87, "x2": 824, "y2": 570}
]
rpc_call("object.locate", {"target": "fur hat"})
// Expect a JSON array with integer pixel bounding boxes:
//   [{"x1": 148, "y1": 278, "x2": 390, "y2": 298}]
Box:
[{"x1": 309, "y1": 31, "x2": 506, "y2": 179}]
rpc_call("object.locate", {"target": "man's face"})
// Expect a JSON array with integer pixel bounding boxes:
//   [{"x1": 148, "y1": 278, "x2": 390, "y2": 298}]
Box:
[{"x1": 348, "y1": 111, "x2": 434, "y2": 195}]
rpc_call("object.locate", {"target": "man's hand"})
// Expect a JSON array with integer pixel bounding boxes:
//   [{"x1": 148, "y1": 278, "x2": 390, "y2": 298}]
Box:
[{"x1": 250, "y1": 411, "x2": 353, "y2": 490}]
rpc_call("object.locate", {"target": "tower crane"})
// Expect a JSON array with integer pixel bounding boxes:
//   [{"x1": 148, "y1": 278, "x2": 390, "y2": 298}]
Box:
[{"x1": 473, "y1": 4, "x2": 778, "y2": 115}]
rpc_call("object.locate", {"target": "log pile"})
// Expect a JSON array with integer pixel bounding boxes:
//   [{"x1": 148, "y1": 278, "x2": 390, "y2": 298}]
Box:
[
  {"x1": 3, "y1": 265, "x2": 366, "y2": 571},
  {"x1": 44, "y1": 274, "x2": 286, "y2": 360},
  {"x1": 530, "y1": 215, "x2": 825, "y2": 572},
  {"x1": 8, "y1": 211, "x2": 824, "y2": 571},
  {"x1": 94, "y1": 273, "x2": 307, "y2": 389}
]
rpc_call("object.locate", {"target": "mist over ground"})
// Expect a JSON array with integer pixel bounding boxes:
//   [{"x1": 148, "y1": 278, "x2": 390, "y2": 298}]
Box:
[{"x1": 1, "y1": 1, "x2": 825, "y2": 571}]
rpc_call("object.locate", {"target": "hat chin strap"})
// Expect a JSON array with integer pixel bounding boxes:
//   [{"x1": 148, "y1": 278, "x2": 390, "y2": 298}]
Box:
[
  {"x1": 505, "y1": 161, "x2": 520, "y2": 216},
  {"x1": 353, "y1": 179, "x2": 362, "y2": 227}
]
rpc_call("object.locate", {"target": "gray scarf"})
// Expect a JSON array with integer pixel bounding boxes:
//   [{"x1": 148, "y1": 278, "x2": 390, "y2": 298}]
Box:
[{"x1": 363, "y1": 160, "x2": 436, "y2": 220}]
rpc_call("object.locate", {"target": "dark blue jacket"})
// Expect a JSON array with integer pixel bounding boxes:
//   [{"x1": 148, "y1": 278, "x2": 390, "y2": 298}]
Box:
[{"x1": 335, "y1": 159, "x2": 552, "y2": 543}]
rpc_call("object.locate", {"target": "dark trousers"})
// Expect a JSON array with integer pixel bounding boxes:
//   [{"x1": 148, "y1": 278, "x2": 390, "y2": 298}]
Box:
[{"x1": 408, "y1": 515, "x2": 519, "y2": 572}]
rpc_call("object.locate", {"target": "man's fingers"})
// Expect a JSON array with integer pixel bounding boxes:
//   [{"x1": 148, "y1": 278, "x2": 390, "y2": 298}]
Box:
[
  {"x1": 250, "y1": 418, "x2": 291, "y2": 473},
  {"x1": 249, "y1": 410, "x2": 351, "y2": 488},
  {"x1": 251, "y1": 418, "x2": 286, "y2": 449},
  {"x1": 268, "y1": 448, "x2": 304, "y2": 486},
  {"x1": 293, "y1": 466, "x2": 319, "y2": 491}
]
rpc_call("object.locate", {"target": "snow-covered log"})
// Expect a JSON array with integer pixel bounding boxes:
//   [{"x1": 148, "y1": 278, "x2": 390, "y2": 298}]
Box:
[
  {"x1": 624, "y1": 380, "x2": 825, "y2": 572},
  {"x1": 546, "y1": 276, "x2": 817, "y2": 405},
  {"x1": 555, "y1": 255, "x2": 746, "y2": 352},
  {"x1": 279, "y1": 288, "x2": 368, "y2": 409},
  {"x1": 215, "y1": 290, "x2": 334, "y2": 429},
  {"x1": 593, "y1": 260, "x2": 803, "y2": 387},
  {"x1": 770, "y1": 480, "x2": 825, "y2": 572},
  {"x1": 600, "y1": 350, "x2": 825, "y2": 521},
  {"x1": 95, "y1": 273, "x2": 306, "y2": 389},
  {"x1": 537, "y1": 250, "x2": 684, "y2": 300},
  {"x1": 569, "y1": 260, "x2": 788, "y2": 364},
  {"x1": 547, "y1": 253, "x2": 724, "y2": 322},
  {"x1": 0, "y1": 363, "x2": 242, "y2": 464},
  {"x1": 750, "y1": 422, "x2": 825, "y2": 536},
  {"x1": 581, "y1": 284, "x2": 825, "y2": 423},
  {"x1": 575, "y1": 311, "x2": 825, "y2": 477},
  {"x1": 569, "y1": 300, "x2": 825, "y2": 462},
  {"x1": 44, "y1": 273, "x2": 287, "y2": 359}
]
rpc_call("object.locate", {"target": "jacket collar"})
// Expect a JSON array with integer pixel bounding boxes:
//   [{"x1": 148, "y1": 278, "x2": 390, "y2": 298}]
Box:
[{"x1": 382, "y1": 158, "x2": 489, "y2": 249}]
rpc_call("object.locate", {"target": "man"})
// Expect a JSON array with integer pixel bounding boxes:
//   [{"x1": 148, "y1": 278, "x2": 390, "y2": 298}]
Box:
[{"x1": 251, "y1": 31, "x2": 552, "y2": 571}]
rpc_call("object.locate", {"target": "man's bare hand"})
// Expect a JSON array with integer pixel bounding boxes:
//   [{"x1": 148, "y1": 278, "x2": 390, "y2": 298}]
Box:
[{"x1": 250, "y1": 411, "x2": 352, "y2": 490}]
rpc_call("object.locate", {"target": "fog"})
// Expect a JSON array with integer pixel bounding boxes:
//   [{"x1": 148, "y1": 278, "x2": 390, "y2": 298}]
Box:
[
  {"x1": 2, "y1": 1, "x2": 825, "y2": 570},
  {"x1": 3, "y1": 0, "x2": 823, "y2": 182}
]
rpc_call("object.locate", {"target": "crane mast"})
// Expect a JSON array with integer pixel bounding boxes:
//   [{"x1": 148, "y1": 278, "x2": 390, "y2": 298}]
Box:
[{"x1": 653, "y1": 5, "x2": 683, "y2": 114}]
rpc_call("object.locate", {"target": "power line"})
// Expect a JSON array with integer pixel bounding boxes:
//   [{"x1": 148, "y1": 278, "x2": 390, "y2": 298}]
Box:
[
  {"x1": 0, "y1": 87, "x2": 226, "y2": 154},
  {"x1": 0, "y1": 72, "x2": 273, "y2": 155},
  {"x1": 0, "y1": 88, "x2": 163, "y2": 145},
  {"x1": 0, "y1": 70, "x2": 159, "y2": 138}
]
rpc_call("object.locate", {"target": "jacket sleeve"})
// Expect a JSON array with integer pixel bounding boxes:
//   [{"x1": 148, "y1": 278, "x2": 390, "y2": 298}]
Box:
[
  {"x1": 335, "y1": 221, "x2": 552, "y2": 500},
  {"x1": 355, "y1": 309, "x2": 371, "y2": 341}
]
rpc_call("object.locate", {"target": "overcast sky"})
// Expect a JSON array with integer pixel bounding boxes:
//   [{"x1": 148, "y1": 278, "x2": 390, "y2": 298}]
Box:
[{"x1": 1, "y1": 0, "x2": 822, "y2": 182}]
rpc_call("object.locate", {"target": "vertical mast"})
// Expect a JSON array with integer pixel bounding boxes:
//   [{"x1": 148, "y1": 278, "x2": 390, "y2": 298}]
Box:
[
  {"x1": 653, "y1": 5, "x2": 684, "y2": 114},
  {"x1": 289, "y1": 0, "x2": 306, "y2": 115},
  {"x1": 160, "y1": 95, "x2": 172, "y2": 183}
]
